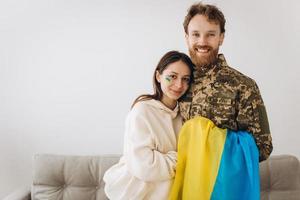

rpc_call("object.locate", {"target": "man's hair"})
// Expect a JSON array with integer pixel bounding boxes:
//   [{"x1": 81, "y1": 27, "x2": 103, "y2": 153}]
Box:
[{"x1": 183, "y1": 2, "x2": 226, "y2": 34}]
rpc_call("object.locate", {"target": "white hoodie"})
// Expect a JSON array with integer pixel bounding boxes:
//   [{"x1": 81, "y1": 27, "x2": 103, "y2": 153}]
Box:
[{"x1": 103, "y1": 99, "x2": 182, "y2": 200}]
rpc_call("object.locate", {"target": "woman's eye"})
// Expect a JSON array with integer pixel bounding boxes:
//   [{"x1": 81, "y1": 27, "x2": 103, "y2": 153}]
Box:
[
  {"x1": 165, "y1": 75, "x2": 176, "y2": 82},
  {"x1": 182, "y1": 77, "x2": 190, "y2": 83},
  {"x1": 168, "y1": 75, "x2": 176, "y2": 79}
]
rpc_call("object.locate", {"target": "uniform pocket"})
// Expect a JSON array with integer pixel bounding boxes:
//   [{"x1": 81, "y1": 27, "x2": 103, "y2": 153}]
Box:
[{"x1": 208, "y1": 97, "x2": 236, "y2": 117}]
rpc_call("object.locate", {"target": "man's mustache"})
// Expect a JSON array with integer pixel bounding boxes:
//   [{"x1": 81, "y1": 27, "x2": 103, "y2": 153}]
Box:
[{"x1": 194, "y1": 45, "x2": 212, "y2": 51}]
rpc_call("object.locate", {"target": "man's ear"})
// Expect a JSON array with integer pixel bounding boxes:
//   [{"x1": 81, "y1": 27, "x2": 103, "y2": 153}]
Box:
[
  {"x1": 156, "y1": 71, "x2": 161, "y2": 83},
  {"x1": 219, "y1": 33, "x2": 225, "y2": 46},
  {"x1": 185, "y1": 33, "x2": 189, "y2": 46}
]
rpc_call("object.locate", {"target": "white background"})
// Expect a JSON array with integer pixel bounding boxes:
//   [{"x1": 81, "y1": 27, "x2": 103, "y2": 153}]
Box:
[{"x1": 1, "y1": 0, "x2": 299, "y2": 198}]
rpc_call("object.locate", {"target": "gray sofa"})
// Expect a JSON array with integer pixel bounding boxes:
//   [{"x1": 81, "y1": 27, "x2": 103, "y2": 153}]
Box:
[{"x1": 4, "y1": 154, "x2": 300, "y2": 200}]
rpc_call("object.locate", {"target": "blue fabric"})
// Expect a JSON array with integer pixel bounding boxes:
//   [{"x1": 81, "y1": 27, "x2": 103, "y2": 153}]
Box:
[{"x1": 211, "y1": 130, "x2": 260, "y2": 200}]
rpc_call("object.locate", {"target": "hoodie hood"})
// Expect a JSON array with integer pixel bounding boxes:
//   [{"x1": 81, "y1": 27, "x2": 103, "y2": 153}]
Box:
[{"x1": 142, "y1": 99, "x2": 179, "y2": 119}]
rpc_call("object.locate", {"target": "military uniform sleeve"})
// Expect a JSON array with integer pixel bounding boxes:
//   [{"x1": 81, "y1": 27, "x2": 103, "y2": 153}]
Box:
[
  {"x1": 179, "y1": 88, "x2": 193, "y2": 123},
  {"x1": 179, "y1": 101, "x2": 190, "y2": 123},
  {"x1": 236, "y1": 81, "x2": 273, "y2": 162}
]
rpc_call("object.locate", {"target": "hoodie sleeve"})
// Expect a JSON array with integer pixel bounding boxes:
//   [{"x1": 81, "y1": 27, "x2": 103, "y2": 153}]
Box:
[{"x1": 124, "y1": 106, "x2": 177, "y2": 182}]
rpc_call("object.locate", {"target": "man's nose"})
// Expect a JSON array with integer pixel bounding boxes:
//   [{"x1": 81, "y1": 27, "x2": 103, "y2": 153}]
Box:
[{"x1": 197, "y1": 35, "x2": 208, "y2": 45}]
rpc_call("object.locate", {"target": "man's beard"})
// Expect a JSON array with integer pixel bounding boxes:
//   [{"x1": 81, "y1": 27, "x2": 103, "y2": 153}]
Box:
[{"x1": 189, "y1": 45, "x2": 219, "y2": 69}]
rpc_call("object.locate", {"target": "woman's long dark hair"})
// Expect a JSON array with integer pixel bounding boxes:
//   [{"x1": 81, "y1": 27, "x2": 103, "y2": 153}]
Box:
[{"x1": 131, "y1": 51, "x2": 194, "y2": 108}]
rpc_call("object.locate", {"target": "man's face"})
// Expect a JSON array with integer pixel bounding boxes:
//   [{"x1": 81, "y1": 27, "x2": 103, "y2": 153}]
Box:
[{"x1": 185, "y1": 14, "x2": 224, "y2": 68}]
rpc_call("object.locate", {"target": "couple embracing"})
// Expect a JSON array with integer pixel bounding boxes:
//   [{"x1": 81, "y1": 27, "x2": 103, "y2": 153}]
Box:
[{"x1": 103, "y1": 2, "x2": 273, "y2": 200}]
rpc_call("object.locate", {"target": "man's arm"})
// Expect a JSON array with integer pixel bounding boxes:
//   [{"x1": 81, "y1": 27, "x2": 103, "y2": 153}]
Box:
[{"x1": 236, "y1": 81, "x2": 273, "y2": 162}]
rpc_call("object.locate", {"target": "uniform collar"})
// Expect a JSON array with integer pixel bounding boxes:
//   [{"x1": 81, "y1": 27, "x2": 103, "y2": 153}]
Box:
[{"x1": 194, "y1": 54, "x2": 227, "y2": 78}]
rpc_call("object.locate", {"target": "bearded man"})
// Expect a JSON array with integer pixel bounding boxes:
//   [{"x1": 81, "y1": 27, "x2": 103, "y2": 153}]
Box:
[{"x1": 179, "y1": 2, "x2": 273, "y2": 161}]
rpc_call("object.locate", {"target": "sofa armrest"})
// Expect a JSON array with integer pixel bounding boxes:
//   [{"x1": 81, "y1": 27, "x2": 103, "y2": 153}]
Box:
[{"x1": 3, "y1": 186, "x2": 31, "y2": 200}]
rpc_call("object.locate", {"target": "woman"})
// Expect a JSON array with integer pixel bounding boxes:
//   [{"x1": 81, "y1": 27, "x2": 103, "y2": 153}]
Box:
[{"x1": 103, "y1": 51, "x2": 194, "y2": 200}]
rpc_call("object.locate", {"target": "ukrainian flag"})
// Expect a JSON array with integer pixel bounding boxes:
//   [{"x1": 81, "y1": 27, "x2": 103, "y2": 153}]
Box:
[{"x1": 169, "y1": 117, "x2": 260, "y2": 200}]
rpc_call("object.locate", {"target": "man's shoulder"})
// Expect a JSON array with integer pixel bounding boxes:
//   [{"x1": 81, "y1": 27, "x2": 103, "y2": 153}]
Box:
[{"x1": 219, "y1": 64, "x2": 257, "y2": 88}]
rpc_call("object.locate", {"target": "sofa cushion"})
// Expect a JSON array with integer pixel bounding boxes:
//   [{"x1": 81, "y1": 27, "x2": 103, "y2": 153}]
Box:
[
  {"x1": 260, "y1": 155, "x2": 300, "y2": 200},
  {"x1": 32, "y1": 154, "x2": 120, "y2": 200},
  {"x1": 31, "y1": 154, "x2": 300, "y2": 200}
]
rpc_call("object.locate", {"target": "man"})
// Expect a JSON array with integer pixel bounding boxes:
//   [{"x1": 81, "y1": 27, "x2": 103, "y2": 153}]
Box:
[{"x1": 179, "y1": 2, "x2": 273, "y2": 161}]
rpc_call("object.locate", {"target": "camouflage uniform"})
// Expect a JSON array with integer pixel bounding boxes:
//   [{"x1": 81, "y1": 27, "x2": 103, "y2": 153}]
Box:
[{"x1": 179, "y1": 54, "x2": 273, "y2": 161}]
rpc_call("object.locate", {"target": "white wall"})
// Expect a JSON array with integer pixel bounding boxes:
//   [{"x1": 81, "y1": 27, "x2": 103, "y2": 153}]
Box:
[{"x1": 1, "y1": 0, "x2": 299, "y2": 197}]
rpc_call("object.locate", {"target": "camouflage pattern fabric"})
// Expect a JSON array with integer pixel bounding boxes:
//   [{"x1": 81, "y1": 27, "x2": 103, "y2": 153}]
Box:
[{"x1": 179, "y1": 54, "x2": 273, "y2": 161}]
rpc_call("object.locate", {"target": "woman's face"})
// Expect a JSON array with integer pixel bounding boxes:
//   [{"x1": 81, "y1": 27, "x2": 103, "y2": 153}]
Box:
[{"x1": 156, "y1": 60, "x2": 191, "y2": 107}]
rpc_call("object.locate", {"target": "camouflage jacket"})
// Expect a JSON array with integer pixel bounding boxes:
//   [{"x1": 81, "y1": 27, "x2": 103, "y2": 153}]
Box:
[{"x1": 179, "y1": 54, "x2": 273, "y2": 161}]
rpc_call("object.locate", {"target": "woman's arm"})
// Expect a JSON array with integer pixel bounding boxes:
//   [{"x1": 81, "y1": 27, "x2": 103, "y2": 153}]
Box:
[{"x1": 124, "y1": 109, "x2": 177, "y2": 182}]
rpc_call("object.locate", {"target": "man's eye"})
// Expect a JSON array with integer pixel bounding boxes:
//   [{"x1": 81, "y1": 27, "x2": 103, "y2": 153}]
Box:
[{"x1": 192, "y1": 33, "x2": 200, "y2": 37}]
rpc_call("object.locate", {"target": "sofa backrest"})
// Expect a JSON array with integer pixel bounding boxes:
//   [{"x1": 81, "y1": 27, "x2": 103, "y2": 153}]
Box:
[
  {"x1": 32, "y1": 154, "x2": 300, "y2": 200},
  {"x1": 260, "y1": 155, "x2": 300, "y2": 200},
  {"x1": 32, "y1": 154, "x2": 120, "y2": 200}
]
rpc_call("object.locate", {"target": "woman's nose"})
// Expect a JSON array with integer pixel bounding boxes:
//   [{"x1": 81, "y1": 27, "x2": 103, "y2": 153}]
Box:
[{"x1": 174, "y1": 79, "x2": 184, "y2": 89}]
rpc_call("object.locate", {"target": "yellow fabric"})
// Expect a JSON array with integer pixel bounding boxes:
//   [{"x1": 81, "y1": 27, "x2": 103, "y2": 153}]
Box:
[{"x1": 169, "y1": 117, "x2": 227, "y2": 200}]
